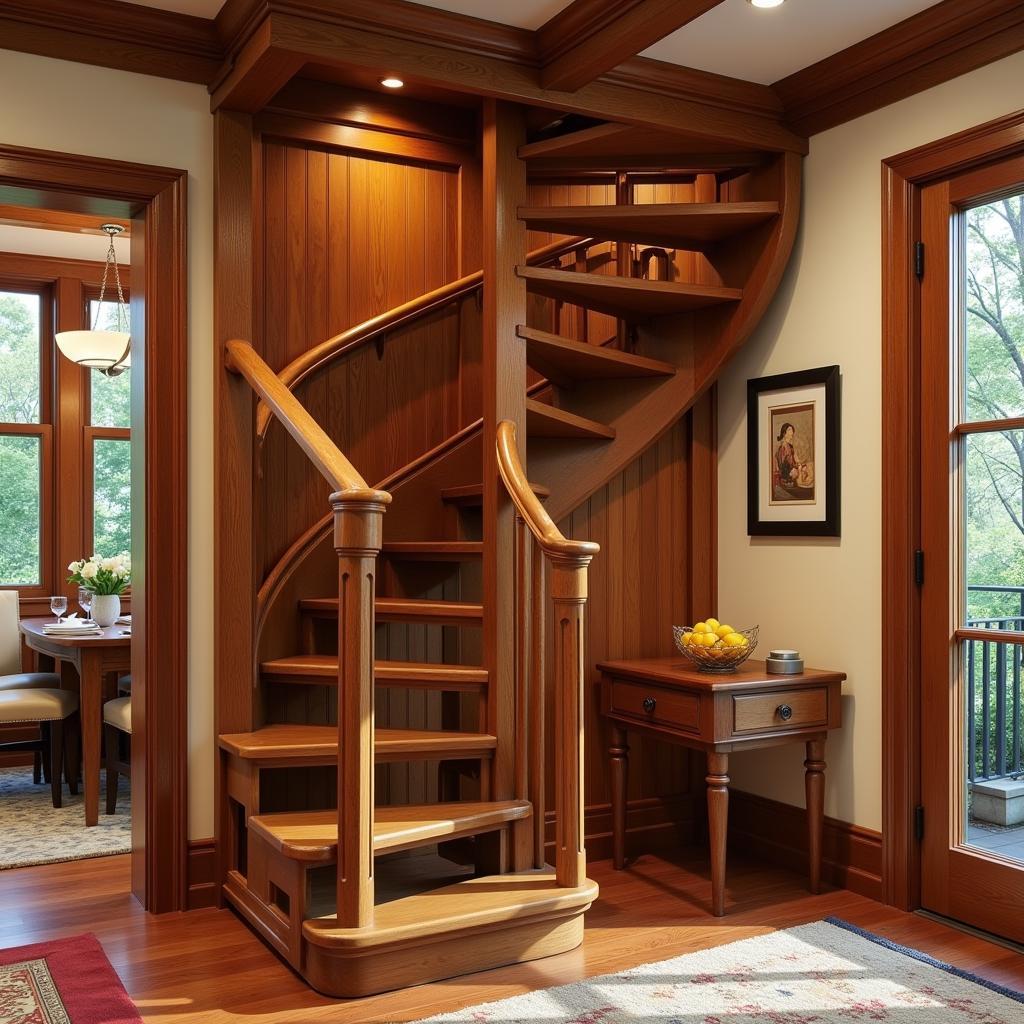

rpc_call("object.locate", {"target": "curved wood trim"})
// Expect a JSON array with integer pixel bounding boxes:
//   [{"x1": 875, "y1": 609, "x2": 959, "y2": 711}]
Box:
[
  {"x1": 496, "y1": 420, "x2": 598, "y2": 560},
  {"x1": 255, "y1": 235, "x2": 593, "y2": 439},
  {"x1": 226, "y1": 339, "x2": 385, "y2": 499}
]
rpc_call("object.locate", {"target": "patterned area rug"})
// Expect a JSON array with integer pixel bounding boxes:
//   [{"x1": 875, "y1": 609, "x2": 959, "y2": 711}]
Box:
[
  {"x1": 0, "y1": 933, "x2": 140, "y2": 1023},
  {"x1": 0, "y1": 768, "x2": 130, "y2": 870},
  {"x1": 418, "y1": 918, "x2": 1024, "y2": 1023}
]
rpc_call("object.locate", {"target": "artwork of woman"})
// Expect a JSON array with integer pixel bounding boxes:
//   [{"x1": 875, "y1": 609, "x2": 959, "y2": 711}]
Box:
[{"x1": 770, "y1": 412, "x2": 815, "y2": 503}]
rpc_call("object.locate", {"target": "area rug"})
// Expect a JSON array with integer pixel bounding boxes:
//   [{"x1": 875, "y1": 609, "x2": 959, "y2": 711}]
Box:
[
  {"x1": 0, "y1": 769, "x2": 130, "y2": 870},
  {"x1": 0, "y1": 933, "x2": 140, "y2": 1023},
  {"x1": 417, "y1": 917, "x2": 1024, "y2": 1022}
]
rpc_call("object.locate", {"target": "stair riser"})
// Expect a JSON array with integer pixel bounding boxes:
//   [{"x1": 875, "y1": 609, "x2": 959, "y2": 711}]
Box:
[
  {"x1": 264, "y1": 674, "x2": 486, "y2": 692},
  {"x1": 301, "y1": 609, "x2": 483, "y2": 627}
]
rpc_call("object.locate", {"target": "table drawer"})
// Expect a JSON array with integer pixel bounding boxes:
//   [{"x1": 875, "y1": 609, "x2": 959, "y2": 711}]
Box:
[
  {"x1": 732, "y1": 687, "x2": 828, "y2": 735},
  {"x1": 609, "y1": 680, "x2": 699, "y2": 733}
]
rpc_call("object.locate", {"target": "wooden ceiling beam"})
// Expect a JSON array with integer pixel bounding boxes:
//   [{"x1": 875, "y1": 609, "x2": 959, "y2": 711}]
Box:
[
  {"x1": 211, "y1": 10, "x2": 805, "y2": 153},
  {"x1": 775, "y1": 0, "x2": 1024, "y2": 136},
  {"x1": 537, "y1": 0, "x2": 726, "y2": 92}
]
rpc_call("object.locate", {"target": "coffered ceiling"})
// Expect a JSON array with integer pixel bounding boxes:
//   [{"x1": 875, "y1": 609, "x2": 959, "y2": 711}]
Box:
[{"x1": 129, "y1": 0, "x2": 945, "y2": 84}]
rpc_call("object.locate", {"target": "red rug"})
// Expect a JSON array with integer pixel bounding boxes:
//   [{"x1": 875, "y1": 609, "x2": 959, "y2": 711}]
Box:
[{"x1": 0, "y1": 934, "x2": 140, "y2": 1024}]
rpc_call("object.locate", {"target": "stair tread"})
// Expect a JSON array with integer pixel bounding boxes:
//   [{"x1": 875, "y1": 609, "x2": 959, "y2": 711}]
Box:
[
  {"x1": 526, "y1": 399, "x2": 615, "y2": 441},
  {"x1": 517, "y1": 326, "x2": 675, "y2": 384},
  {"x1": 303, "y1": 867, "x2": 598, "y2": 948},
  {"x1": 219, "y1": 724, "x2": 497, "y2": 761},
  {"x1": 300, "y1": 597, "x2": 484, "y2": 624},
  {"x1": 518, "y1": 201, "x2": 779, "y2": 249},
  {"x1": 441, "y1": 481, "x2": 550, "y2": 506},
  {"x1": 517, "y1": 265, "x2": 742, "y2": 318},
  {"x1": 382, "y1": 541, "x2": 483, "y2": 560},
  {"x1": 250, "y1": 800, "x2": 532, "y2": 862},
  {"x1": 262, "y1": 656, "x2": 488, "y2": 689}
]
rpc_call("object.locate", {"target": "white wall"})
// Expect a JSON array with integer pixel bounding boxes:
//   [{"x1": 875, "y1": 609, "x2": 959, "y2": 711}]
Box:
[
  {"x1": 718, "y1": 51, "x2": 1024, "y2": 832},
  {"x1": 0, "y1": 50, "x2": 215, "y2": 839}
]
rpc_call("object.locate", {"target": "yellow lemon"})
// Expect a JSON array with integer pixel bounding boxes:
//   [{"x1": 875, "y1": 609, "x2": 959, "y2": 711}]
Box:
[
  {"x1": 693, "y1": 622, "x2": 709, "y2": 634},
  {"x1": 702, "y1": 632, "x2": 718, "y2": 647},
  {"x1": 705, "y1": 617, "x2": 720, "y2": 632},
  {"x1": 716, "y1": 623, "x2": 734, "y2": 638},
  {"x1": 724, "y1": 632, "x2": 746, "y2": 647},
  {"x1": 681, "y1": 632, "x2": 694, "y2": 646}
]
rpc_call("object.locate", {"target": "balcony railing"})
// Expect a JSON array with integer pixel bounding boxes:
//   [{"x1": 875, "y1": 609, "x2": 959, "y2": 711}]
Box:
[{"x1": 967, "y1": 585, "x2": 1024, "y2": 784}]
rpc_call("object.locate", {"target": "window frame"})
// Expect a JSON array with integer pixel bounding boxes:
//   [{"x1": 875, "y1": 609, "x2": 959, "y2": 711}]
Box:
[{"x1": 0, "y1": 279, "x2": 54, "y2": 598}]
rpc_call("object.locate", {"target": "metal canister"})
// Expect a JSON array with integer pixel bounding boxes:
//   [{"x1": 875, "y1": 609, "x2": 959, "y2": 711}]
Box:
[{"x1": 766, "y1": 649, "x2": 804, "y2": 674}]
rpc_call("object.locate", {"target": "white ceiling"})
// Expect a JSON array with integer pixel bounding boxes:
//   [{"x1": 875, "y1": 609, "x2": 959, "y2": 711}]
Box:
[
  {"x1": 0, "y1": 225, "x2": 129, "y2": 263},
  {"x1": 126, "y1": 0, "x2": 939, "y2": 85}
]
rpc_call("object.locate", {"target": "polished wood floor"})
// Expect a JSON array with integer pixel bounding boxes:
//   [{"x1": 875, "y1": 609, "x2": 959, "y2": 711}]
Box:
[{"x1": 3, "y1": 849, "x2": 1024, "y2": 1022}]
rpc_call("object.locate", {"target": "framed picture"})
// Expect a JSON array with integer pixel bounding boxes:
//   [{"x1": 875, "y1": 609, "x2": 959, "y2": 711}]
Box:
[{"x1": 747, "y1": 365, "x2": 840, "y2": 537}]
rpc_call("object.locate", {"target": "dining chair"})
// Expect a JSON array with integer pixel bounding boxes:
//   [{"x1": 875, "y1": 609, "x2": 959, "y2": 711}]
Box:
[
  {"x1": 103, "y1": 695, "x2": 131, "y2": 814},
  {"x1": 0, "y1": 590, "x2": 63, "y2": 783},
  {"x1": 0, "y1": 689, "x2": 80, "y2": 808}
]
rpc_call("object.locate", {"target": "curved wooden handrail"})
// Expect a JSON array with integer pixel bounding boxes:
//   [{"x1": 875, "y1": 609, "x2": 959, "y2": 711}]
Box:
[
  {"x1": 255, "y1": 234, "x2": 596, "y2": 440},
  {"x1": 496, "y1": 420, "x2": 599, "y2": 561},
  {"x1": 226, "y1": 339, "x2": 389, "y2": 503}
]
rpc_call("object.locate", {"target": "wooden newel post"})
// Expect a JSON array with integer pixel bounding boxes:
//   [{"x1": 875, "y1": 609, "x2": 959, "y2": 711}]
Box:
[
  {"x1": 332, "y1": 487, "x2": 390, "y2": 929},
  {"x1": 551, "y1": 554, "x2": 591, "y2": 890}
]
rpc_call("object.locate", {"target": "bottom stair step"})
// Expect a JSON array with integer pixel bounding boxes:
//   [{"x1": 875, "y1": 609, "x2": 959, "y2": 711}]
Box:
[{"x1": 249, "y1": 799, "x2": 532, "y2": 862}]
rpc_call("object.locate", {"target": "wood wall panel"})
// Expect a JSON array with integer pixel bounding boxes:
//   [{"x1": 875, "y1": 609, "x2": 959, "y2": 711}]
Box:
[{"x1": 257, "y1": 139, "x2": 470, "y2": 575}]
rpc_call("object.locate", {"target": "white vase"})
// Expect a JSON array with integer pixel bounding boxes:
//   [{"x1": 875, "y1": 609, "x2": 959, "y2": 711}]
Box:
[{"x1": 92, "y1": 593, "x2": 121, "y2": 628}]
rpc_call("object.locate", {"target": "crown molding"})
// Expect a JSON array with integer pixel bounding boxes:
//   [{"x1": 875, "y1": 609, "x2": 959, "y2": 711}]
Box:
[
  {"x1": 775, "y1": 0, "x2": 1024, "y2": 136},
  {"x1": 0, "y1": 0, "x2": 221, "y2": 84}
]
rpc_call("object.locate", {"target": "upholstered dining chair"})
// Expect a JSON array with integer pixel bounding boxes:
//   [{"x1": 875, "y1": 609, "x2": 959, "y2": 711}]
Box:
[
  {"x1": 0, "y1": 689, "x2": 80, "y2": 808},
  {"x1": 103, "y1": 695, "x2": 131, "y2": 814}
]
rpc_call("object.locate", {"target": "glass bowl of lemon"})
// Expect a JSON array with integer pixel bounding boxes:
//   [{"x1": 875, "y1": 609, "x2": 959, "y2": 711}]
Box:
[{"x1": 673, "y1": 619, "x2": 758, "y2": 673}]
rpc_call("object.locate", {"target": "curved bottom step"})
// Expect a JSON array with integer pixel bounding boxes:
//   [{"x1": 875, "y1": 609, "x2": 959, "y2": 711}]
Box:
[{"x1": 303, "y1": 867, "x2": 599, "y2": 997}]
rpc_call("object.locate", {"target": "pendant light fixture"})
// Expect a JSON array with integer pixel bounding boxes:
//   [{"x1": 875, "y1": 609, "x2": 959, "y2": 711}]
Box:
[{"x1": 55, "y1": 223, "x2": 131, "y2": 376}]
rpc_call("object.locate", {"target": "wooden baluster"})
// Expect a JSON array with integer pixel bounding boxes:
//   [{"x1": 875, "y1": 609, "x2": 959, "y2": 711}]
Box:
[
  {"x1": 615, "y1": 171, "x2": 633, "y2": 350},
  {"x1": 333, "y1": 488, "x2": 389, "y2": 929},
  {"x1": 511, "y1": 515, "x2": 532, "y2": 869},
  {"x1": 530, "y1": 536, "x2": 546, "y2": 869},
  {"x1": 551, "y1": 555, "x2": 591, "y2": 889}
]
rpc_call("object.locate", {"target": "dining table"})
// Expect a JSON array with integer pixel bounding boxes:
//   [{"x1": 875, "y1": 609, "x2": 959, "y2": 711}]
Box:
[{"x1": 19, "y1": 617, "x2": 131, "y2": 826}]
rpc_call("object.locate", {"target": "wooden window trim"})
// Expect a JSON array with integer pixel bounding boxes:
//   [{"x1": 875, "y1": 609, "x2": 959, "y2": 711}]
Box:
[{"x1": 881, "y1": 106, "x2": 1024, "y2": 912}]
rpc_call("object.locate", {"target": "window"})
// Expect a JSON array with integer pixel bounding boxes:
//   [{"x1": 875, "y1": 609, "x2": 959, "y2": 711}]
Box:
[
  {"x1": 0, "y1": 287, "x2": 51, "y2": 590},
  {"x1": 85, "y1": 297, "x2": 131, "y2": 558}
]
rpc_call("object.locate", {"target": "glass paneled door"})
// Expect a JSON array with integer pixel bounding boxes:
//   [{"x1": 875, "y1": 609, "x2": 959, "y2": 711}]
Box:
[{"x1": 920, "y1": 157, "x2": 1024, "y2": 942}]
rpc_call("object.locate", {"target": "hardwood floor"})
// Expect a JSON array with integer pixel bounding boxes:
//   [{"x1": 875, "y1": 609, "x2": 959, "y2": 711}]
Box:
[{"x1": 3, "y1": 849, "x2": 1023, "y2": 1022}]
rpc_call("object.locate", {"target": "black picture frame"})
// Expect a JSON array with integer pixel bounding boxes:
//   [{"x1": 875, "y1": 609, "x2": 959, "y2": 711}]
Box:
[{"x1": 747, "y1": 365, "x2": 841, "y2": 537}]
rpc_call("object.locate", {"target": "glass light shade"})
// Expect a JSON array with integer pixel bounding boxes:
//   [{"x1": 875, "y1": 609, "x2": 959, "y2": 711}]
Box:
[{"x1": 55, "y1": 329, "x2": 131, "y2": 370}]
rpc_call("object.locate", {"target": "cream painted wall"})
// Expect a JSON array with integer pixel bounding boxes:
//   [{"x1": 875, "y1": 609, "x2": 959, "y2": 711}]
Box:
[
  {"x1": 0, "y1": 50, "x2": 215, "y2": 839},
  {"x1": 718, "y1": 51, "x2": 1024, "y2": 832}
]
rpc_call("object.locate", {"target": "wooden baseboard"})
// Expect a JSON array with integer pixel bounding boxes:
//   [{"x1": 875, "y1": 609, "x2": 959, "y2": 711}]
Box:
[
  {"x1": 186, "y1": 838, "x2": 218, "y2": 910},
  {"x1": 728, "y1": 790, "x2": 883, "y2": 901},
  {"x1": 546, "y1": 795, "x2": 696, "y2": 862}
]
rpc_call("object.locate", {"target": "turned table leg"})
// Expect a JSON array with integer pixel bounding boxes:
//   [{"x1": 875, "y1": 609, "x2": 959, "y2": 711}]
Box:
[
  {"x1": 706, "y1": 751, "x2": 729, "y2": 917},
  {"x1": 610, "y1": 724, "x2": 629, "y2": 869},
  {"x1": 805, "y1": 738, "x2": 826, "y2": 894}
]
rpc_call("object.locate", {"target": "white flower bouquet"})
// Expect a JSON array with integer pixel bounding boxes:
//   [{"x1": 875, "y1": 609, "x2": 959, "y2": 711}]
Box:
[{"x1": 67, "y1": 554, "x2": 132, "y2": 596}]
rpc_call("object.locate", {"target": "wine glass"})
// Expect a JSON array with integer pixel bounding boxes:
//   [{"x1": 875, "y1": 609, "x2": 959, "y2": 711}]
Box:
[
  {"x1": 78, "y1": 587, "x2": 93, "y2": 622},
  {"x1": 49, "y1": 595, "x2": 67, "y2": 625}
]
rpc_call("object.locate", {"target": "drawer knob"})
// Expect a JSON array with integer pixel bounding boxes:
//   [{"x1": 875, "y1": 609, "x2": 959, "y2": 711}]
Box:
[
  {"x1": 777, "y1": 703, "x2": 794, "y2": 721},
  {"x1": 642, "y1": 696, "x2": 657, "y2": 714}
]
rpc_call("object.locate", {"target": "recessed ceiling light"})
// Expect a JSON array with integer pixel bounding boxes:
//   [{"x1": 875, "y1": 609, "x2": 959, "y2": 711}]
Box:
[
  {"x1": 380, "y1": 77, "x2": 404, "y2": 89},
  {"x1": 748, "y1": 0, "x2": 785, "y2": 7}
]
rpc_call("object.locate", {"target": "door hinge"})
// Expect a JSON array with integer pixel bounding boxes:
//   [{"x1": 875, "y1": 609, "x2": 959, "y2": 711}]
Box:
[
  {"x1": 914, "y1": 241, "x2": 925, "y2": 279},
  {"x1": 914, "y1": 549, "x2": 925, "y2": 586},
  {"x1": 914, "y1": 805, "x2": 925, "y2": 841}
]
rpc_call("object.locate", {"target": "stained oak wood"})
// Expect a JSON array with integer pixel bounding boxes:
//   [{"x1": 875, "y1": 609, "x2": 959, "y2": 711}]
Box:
[
  {"x1": 518, "y1": 201, "x2": 780, "y2": 248},
  {"x1": 249, "y1": 800, "x2": 532, "y2": 862},
  {"x1": 536, "y1": 0, "x2": 726, "y2": 93},
  {"x1": 381, "y1": 541, "x2": 483, "y2": 561},
  {"x1": 518, "y1": 326, "x2": 675, "y2": 384},
  {"x1": 7, "y1": 853, "x2": 1024, "y2": 1022},
  {"x1": 518, "y1": 265, "x2": 743, "y2": 319},
  {"x1": 441, "y1": 482, "x2": 550, "y2": 507},
  {"x1": 300, "y1": 597, "x2": 484, "y2": 626},
  {"x1": 261, "y1": 656, "x2": 488, "y2": 691},
  {"x1": 525, "y1": 399, "x2": 616, "y2": 441},
  {"x1": 219, "y1": 725, "x2": 498, "y2": 762}
]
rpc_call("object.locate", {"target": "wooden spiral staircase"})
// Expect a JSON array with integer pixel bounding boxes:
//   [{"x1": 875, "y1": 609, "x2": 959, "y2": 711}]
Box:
[{"x1": 217, "y1": 109, "x2": 801, "y2": 998}]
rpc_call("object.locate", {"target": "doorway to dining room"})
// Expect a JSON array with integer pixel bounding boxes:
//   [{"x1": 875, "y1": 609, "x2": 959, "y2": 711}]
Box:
[{"x1": 0, "y1": 145, "x2": 188, "y2": 912}]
